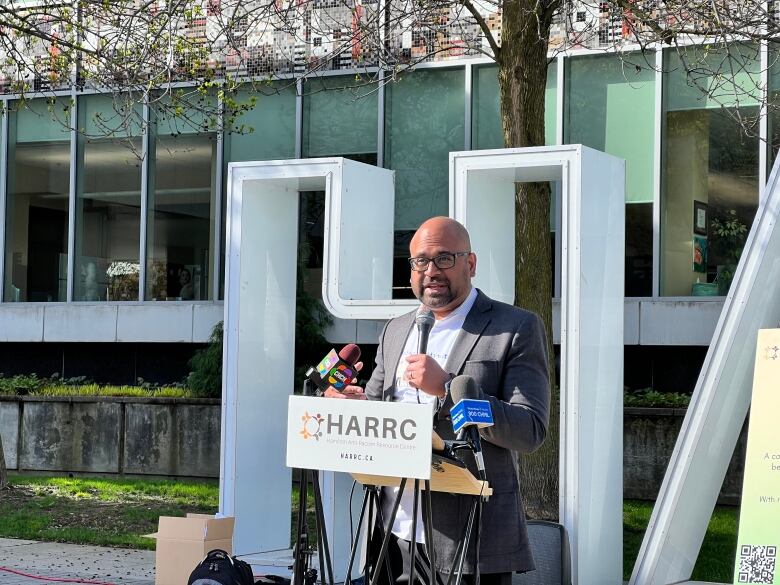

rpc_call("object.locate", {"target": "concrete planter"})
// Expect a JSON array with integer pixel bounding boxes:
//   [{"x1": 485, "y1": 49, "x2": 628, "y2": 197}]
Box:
[
  {"x1": 0, "y1": 398, "x2": 748, "y2": 503},
  {"x1": 0, "y1": 396, "x2": 220, "y2": 478},
  {"x1": 623, "y1": 407, "x2": 747, "y2": 505}
]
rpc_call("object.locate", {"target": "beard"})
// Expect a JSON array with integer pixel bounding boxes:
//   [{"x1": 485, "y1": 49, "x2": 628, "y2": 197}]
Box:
[{"x1": 416, "y1": 278, "x2": 454, "y2": 308}]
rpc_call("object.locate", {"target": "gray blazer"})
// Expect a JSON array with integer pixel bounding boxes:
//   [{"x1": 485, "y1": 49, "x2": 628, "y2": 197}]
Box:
[{"x1": 364, "y1": 289, "x2": 550, "y2": 575}]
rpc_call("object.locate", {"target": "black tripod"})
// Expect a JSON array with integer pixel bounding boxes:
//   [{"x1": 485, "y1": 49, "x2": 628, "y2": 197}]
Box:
[
  {"x1": 343, "y1": 449, "x2": 486, "y2": 585},
  {"x1": 291, "y1": 467, "x2": 335, "y2": 585},
  {"x1": 343, "y1": 478, "x2": 438, "y2": 585},
  {"x1": 292, "y1": 380, "x2": 336, "y2": 585}
]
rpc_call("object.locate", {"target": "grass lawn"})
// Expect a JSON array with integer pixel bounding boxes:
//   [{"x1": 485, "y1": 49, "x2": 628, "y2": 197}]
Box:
[
  {"x1": 0, "y1": 475, "x2": 220, "y2": 549},
  {"x1": 1, "y1": 475, "x2": 738, "y2": 582},
  {"x1": 623, "y1": 499, "x2": 738, "y2": 582}
]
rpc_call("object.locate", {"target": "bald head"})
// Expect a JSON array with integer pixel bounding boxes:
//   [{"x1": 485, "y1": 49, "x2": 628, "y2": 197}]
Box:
[
  {"x1": 408, "y1": 216, "x2": 476, "y2": 318},
  {"x1": 411, "y1": 217, "x2": 471, "y2": 253}
]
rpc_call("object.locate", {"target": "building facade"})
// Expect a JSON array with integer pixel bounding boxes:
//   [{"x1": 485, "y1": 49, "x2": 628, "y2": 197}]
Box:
[{"x1": 0, "y1": 33, "x2": 775, "y2": 388}]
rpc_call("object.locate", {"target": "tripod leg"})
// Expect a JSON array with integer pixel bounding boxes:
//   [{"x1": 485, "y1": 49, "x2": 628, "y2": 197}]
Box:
[
  {"x1": 369, "y1": 478, "x2": 407, "y2": 585},
  {"x1": 453, "y1": 499, "x2": 479, "y2": 585},
  {"x1": 472, "y1": 501, "x2": 482, "y2": 585},
  {"x1": 365, "y1": 488, "x2": 376, "y2": 585},
  {"x1": 311, "y1": 472, "x2": 335, "y2": 585},
  {"x1": 294, "y1": 471, "x2": 310, "y2": 585},
  {"x1": 423, "y1": 481, "x2": 437, "y2": 585},
  {"x1": 372, "y1": 488, "x2": 395, "y2": 585},
  {"x1": 344, "y1": 486, "x2": 371, "y2": 585},
  {"x1": 409, "y1": 480, "x2": 419, "y2": 585}
]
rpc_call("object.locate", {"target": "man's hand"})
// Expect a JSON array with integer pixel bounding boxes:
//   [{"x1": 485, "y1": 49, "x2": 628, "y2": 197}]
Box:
[
  {"x1": 323, "y1": 359, "x2": 367, "y2": 399},
  {"x1": 405, "y1": 354, "x2": 449, "y2": 398},
  {"x1": 324, "y1": 384, "x2": 367, "y2": 399}
]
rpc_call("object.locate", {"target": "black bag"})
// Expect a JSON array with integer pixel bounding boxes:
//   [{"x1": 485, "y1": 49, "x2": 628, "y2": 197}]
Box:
[{"x1": 188, "y1": 549, "x2": 254, "y2": 585}]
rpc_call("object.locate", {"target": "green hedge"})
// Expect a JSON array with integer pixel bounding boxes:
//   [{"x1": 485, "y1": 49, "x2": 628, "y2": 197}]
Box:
[
  {"x1": 0, "y1": 374, "x2": 189, "y2": 398},
  {"x1": 624, "y1": 388, "x2": 690, "y2": 408},
  {"x1": 0, "y1": 372, "x2": 693, "y2": 407}
]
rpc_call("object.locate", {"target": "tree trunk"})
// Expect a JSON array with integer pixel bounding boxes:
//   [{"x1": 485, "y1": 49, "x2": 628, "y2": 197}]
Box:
[{"x1": 498, "y1": 0, "x2": 559, "y2": 520}]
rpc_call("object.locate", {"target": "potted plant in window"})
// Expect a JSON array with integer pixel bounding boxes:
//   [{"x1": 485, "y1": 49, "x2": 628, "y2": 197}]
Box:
[
  {"x1": 106, "y1": 261, "x2": 140, "y2": 300},
  {"x1": 710, "y1": 209, "x2": 748, "y2": 296}
]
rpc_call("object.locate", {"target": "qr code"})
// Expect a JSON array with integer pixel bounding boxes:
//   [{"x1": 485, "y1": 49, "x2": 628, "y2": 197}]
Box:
[{"x1": 738, "y1": 545, "x2": 777, "y2": 583}]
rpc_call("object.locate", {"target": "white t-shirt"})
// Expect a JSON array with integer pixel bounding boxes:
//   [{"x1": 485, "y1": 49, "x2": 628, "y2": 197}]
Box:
[{"x1": 383, "y1": 287, "x2": 478, "y2": 543}]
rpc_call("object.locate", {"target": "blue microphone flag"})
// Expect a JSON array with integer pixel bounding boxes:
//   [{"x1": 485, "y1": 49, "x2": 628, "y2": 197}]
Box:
[{"x1": 451, "y1": 399, "x2": 494, "y2": 434}]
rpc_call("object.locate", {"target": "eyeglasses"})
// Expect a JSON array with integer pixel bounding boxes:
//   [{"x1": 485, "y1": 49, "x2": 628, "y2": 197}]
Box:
[{"x1": 408, "y1": 251, "x2": 470, "y2": 272}]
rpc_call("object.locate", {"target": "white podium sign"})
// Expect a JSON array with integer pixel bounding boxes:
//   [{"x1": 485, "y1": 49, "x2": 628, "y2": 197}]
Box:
[{"x1": 286, "y1": 395, "x2": 433, "y2": 479}]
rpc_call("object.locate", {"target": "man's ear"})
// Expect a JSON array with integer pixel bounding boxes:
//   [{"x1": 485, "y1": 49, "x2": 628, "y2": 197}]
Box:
[{"x1": 468, "y1": 252, "x2": 477, "y2": 277}]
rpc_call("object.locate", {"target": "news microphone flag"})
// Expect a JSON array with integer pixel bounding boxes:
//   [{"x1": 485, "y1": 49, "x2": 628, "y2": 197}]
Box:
[
  {"x1": 306, "y1": 344, "x2": 360, "y2": 393},
  {"x1": 450, "y1": 399, "x2": 494, "y2": 434}
]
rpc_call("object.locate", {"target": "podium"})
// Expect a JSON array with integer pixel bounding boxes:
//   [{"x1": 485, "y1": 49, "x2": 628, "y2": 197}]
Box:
[{"x1": 286, "y1": 396, "x2": 491, "y2": 585}]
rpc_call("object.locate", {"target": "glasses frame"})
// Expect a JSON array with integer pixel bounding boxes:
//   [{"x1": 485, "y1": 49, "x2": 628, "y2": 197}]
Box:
[{"x1": 407, "y1": 251, "x2": 471, "y2": 272}]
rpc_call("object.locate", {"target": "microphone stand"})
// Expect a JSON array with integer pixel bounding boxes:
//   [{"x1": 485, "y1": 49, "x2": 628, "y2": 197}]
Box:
[
  {"x1": 439, "y1": 440, "x2": 486, "y2": 585},
  {"x1": 343, "y1": 477, "x2": 441, "y2": 585},
  {"x1": 292, "y1": 380, "x2": 335, "y2": 585}
]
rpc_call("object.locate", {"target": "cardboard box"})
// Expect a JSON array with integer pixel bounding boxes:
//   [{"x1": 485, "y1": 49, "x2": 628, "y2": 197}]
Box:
[{"x1": 145, "y1": 514, "x2": 235, "y2": 585}]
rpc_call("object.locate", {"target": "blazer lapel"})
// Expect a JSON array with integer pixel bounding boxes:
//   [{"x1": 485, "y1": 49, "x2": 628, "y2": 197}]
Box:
[
  {"x1": 382, "y1": 312, "x2": 415, "y2": 401},
  {"x1": 444, "y1": 289, "x2": 492, "y2": 377}
]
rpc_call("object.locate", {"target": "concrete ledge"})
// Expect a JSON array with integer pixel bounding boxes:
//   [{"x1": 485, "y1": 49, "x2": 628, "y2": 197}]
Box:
[
  {"x1": 44, "y1": 304, "x2": 118, "y2": 342},
  {"x1": 0, "y1": 401, "x2": 19, "y2": 468},
  {"x1": 117, "y1": 304, "x2": 194, "y2": 342},
  {"x1": 0, "y1": 298, "x2": 724, "y2": 346},
  {"x1": 0, "y1": 305, "x2": 44, "y2": 341},
  {"x1": 0, "y1": 302, "x2": 223, "y2": 343},
  {"x1": 1, "y1": 396, "x2": 220, "y2": 477}
]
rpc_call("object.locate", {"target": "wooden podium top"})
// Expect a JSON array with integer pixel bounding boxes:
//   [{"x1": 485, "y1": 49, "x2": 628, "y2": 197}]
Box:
[{"x1": 351, "y1": 452, "x2": 492, "y2": 497}]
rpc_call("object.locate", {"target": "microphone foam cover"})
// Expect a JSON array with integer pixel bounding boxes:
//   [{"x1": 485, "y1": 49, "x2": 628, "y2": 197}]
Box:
[
  {"x1": 415, "y1": 308, "x2": 435, "y2": 328},
  {"x1": 449, "y1": 374, "x2": 480, "y2": 404},
  {"x1": 338, "y1": 343, "x2": 361, "y2": 365}
]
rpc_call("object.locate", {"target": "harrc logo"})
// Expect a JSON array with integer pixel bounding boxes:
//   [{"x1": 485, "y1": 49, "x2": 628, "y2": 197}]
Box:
[
  {"x1": 297, "y1": 408, "x2": 417, "y2": 441},
  {"x1": 299, "y1": 411, "x2": 324, "y2": 440}
]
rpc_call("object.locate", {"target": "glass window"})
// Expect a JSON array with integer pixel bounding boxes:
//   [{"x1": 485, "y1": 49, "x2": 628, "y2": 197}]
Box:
[
  {"x1": 565, "y1": 53, "x2": 655, "y2": 296},
  {"x1": 303, "y1": 75, "x2": 378, "y2": 159},
  {"x1": 4, "y1": 98, "x2": 71, "y2": 302},
  {"x1": 386, "y1": 68, "x2": 465, "y2": 230},
  {"x1": 147, "y1": 133, "x2": 217, "y2": 301},
  {"x1": 300, "y1": 76, "x2": 379, "y2": 292},
  {"x1": 75, "y1": 96, "x2": 143, "y2": 301},
  {"x1": 661, "y1": 45, "x2": 760, "y2": 297},
  {"x1": 222, "y1": 84, "x2": 297, "y2": 299},
  {"x1": 386, "y1": 68, "x2": 465, "y2": 298},
  {"x1": 225, "y1": 84, "x2": 296, "y2": 162},
  {"x1": 472, "y1": 62, "x2": 557, "y2": 149}
]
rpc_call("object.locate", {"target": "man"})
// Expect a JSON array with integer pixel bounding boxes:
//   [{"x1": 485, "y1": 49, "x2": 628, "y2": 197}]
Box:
[{"x1": 326, "y1": 216, "x2": 550, "y2": 585}]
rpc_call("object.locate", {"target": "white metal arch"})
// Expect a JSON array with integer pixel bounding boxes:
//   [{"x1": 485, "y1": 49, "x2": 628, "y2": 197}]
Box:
[{"x1": 222, "y1": 146, "x2": 625, "y2": 585}]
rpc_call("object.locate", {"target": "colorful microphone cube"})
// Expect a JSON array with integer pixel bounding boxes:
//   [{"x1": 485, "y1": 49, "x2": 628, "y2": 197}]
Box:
[
  {"x1": 450, "y1": 399, "x2": 494, "y2": 433},
  {"x1": 308, "y1": 349, "x2": 357, "y2": 392}
]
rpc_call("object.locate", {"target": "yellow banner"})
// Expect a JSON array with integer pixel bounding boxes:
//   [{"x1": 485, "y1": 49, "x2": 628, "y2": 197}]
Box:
[{"x1": 734, "y1": 329, "x2": 780, "y2": 584}]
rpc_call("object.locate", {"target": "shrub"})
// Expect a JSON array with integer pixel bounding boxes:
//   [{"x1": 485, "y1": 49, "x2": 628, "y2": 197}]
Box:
[
  {"x1": 187, "y1": 321, "x2": 224, "y2": 398},
  {"x1": 0, "y1": 374, "x2": 46, "y2": 395},
  {"x1": 624, "y1": 388, "x2": 690, "y2": 408}
]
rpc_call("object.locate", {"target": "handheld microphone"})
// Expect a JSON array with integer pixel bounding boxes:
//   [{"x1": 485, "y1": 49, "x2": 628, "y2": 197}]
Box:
[
  {"x1": 415, "y1": 309, "x2": 434, "y2": 354},
  {"x1": 449, "y1": 375, "x2": 493, "y2": 481},
  {"x1": 306, "y1": 343, "x2": 361, "y2": 395}
]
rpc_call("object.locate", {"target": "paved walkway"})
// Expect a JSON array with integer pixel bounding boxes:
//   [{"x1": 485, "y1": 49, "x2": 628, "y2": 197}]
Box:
[
  {"x1": 0, "y1": 539, "x2": 727, "y2": 585},
  {"x1": 0, "y1": 539, "x2": 154, "y2": 585}
]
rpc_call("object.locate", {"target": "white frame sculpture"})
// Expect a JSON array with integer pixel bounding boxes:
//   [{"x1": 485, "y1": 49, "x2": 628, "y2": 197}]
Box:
[
  {"x1": 221, "y1": 145, "x2": 625, "y2": 585},
  {"x1": 630, "y1": 131, "x2": 780, "y2": 585},
  {"x1": 449, "y1": 146, "x2": 625, "y2": 585}
]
